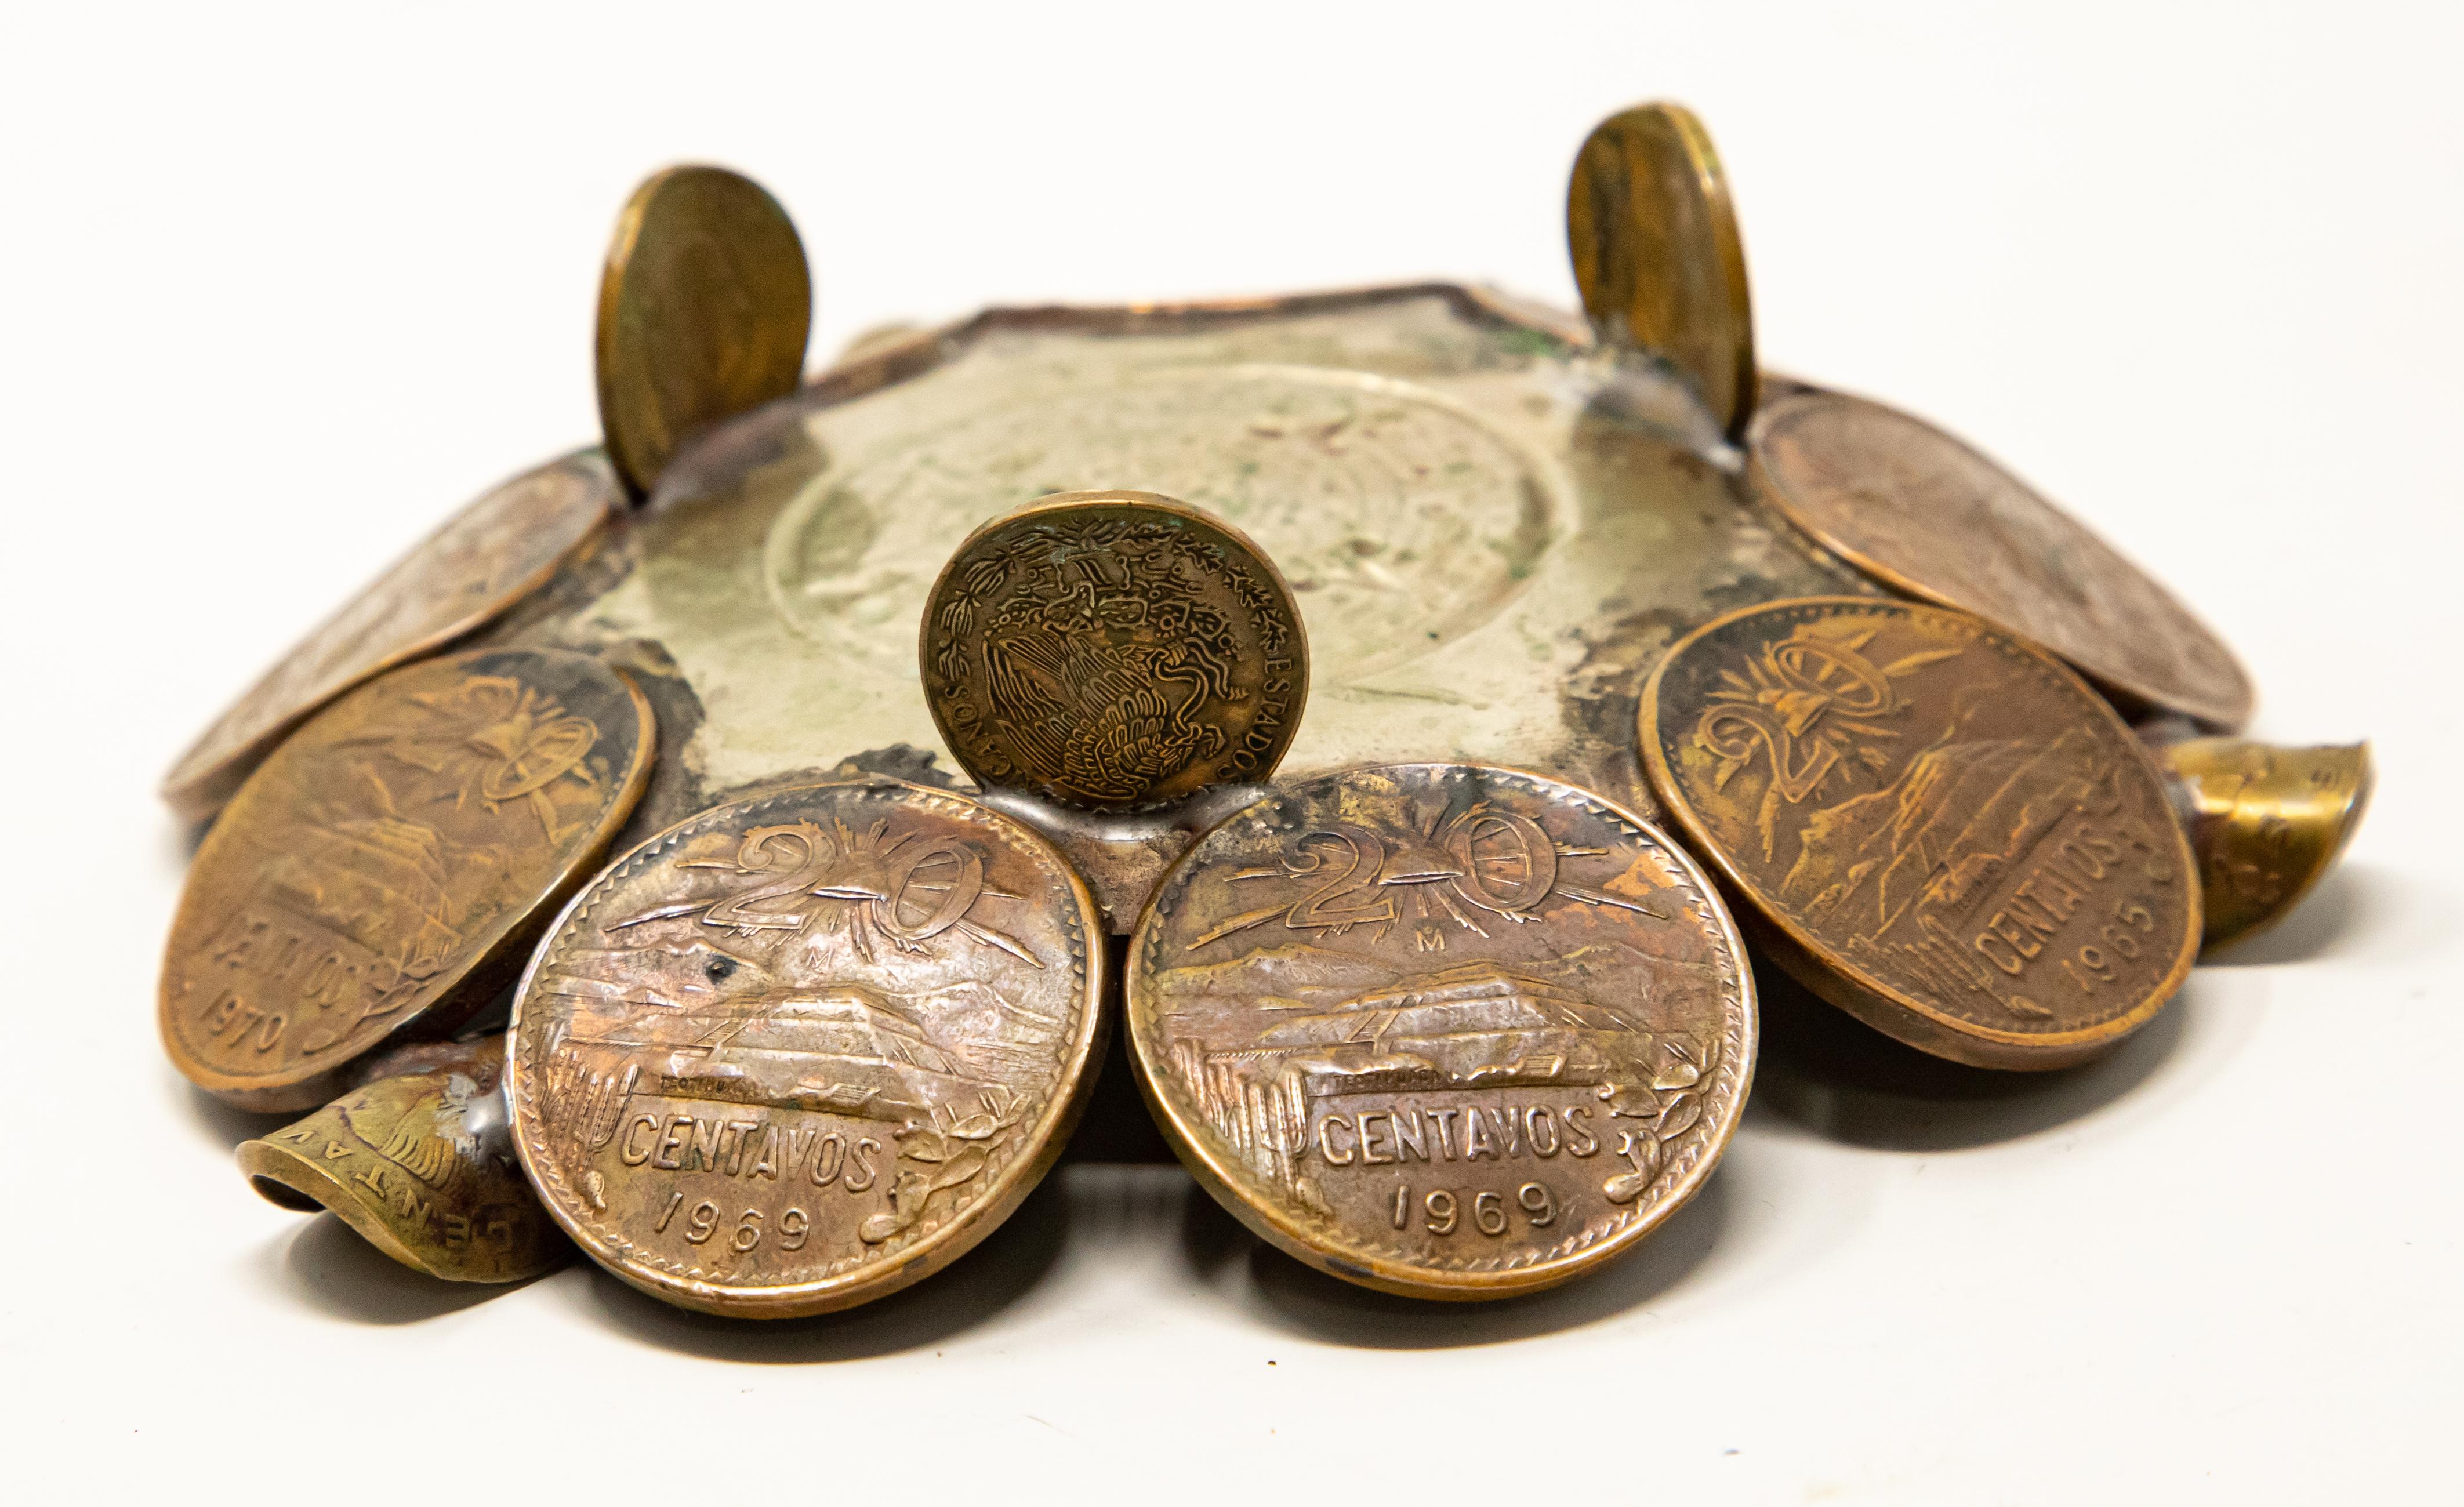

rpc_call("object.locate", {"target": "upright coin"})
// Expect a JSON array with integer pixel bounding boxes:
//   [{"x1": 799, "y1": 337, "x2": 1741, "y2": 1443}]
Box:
[
  {"x1": 1748, "y1": 390, "x2": 2255, "y2": 729},
  {"x1": 161, "y1": 648, "x2": 655, "y2": 1110},
  {"x1": 596, "y1": 165, "x2": 812, "y2": 497},
  {"x1": 1567, "y1": 100, "x2": 1757, "y2": 436},
  {"x1": 920, "y1": 490, "x2": 1309, "y2": 811},
  {"x1": 1128, "y1": 763, "x2": 1754, "y2": 1300},
  {"x1": 159, "y1": 451, "x2": 618, "y2": 823},
  {"x1": 1642, "y1": 597, "x2": 2199, "y2": 1069},
  {"x1": 506, "y1": 779, "x2": 1104, "y2": 1317}
]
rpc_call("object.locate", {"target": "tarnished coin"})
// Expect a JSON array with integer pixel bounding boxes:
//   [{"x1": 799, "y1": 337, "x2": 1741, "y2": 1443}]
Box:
[
  {"x1": 506, "y1": 779, "x2": 1104, "y2": 1317},
  {"x1": 238, "y1": 1035, "x2": 569, "y2": 1283},
  {"x1": 596, "y1": 164, "x2": 812, "y2": 497},
  {"x1": 920, "y1": 490, "x2": 1309, "y2": 811},
  {"x1": 1748, "y1": 390, "x2": 2255, "y2": 729},
  {"x1": 1127, "y1": 763, "x2": 1754, "y2": 1300},
  {"x1": 159, "y1": 451, "x2": 617, "y2": 823},
  {"x1": 1642, "y1": 598, "x2": 2199, "y2": 1069},
  {"x1": 2151, "y1": 736, "x2": 2374, "y2": 953},
  {"x1": 1567, "y1": 100, "x2": 1757, "y2": 436},
  {"x1": 161, "y1": 648, "x2": 655, "y2": 1110}
]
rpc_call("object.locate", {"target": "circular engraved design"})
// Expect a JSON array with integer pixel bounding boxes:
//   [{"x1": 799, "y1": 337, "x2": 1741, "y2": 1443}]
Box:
[
  {"x1": 767, "y1": 365, "x2": 1560, "y2": 682},
  {"x1": 1127, "y1": 762, "x2": 1754, "y2": 1299},
  {"x1": 1749, "y1": 390, "x2": 2254, "y2": 729},
  {"x1": 506, "y1": 779, "x2": 1104, "y2": 1318},
  {"x1": 1641, "y1": 597, "x2": 2200, "y2": 1069},
  {"x1": 921, "y1": 491, "x2": 1308, "y2": 811},
  {"x1": 159, "y1": 451, "x2": 617, "y2": 823},
  {"x1": 596, "y1": 165, "x2": 812, "y2": 496},
  {"x1": 160, "y1": 648, "x2": 655, "y2": 1110}
]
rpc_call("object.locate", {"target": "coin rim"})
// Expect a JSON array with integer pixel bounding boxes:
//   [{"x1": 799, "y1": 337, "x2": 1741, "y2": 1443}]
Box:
[
  {"x1": 916, "y1": 488, "x2": 1313, "y2": 812},
  {"x1": 1124, "y1": 760, "x2": 1757, "y2": 1299},
  {"x1": 1639, "y1": 595, "x2": 2201, "y2": 1067},
  {"x1": 503, "y1": 776, "x2": 1108, "y2": 1319}
]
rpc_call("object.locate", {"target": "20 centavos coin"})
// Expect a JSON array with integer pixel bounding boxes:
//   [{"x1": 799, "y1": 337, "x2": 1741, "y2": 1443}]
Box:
[
  {"x1": 596, "y1": 164, "x2": 812, "y2": 498},
  {"x1": 159, "y1": 450, "x2": 618, "y2": 823},
  {"x1": 1641, "y1": 597, "x2": 2200, "y2": 1070},
  {"x1": 506, "y1": 778, "x2": 1105, "y2": 1317},
  {"x1": 161, "y1": 647, "x2": 656, "y2": 1110},
  {"x1": 920, "y1": 490, "x2": 1309, "y2": 811},
  {"x1": 1747, "y1": 389, "x2": 2255, "y2": 729},
  {"x1": 1127, "y1": 762, "x2": 1754, "y2": 1300}
]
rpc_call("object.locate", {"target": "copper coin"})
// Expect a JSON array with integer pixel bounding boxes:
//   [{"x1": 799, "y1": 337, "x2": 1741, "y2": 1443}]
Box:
[
  {"x1": 1748, "y1": 390, "x2": 2255, "y2": 729},
  {"x1": 506, "y1": 779, "x2": 1104, "y2": 1317},
  {"x1": 159, "y1": 451, "x2": 617, "y2": 824},
  {"x1": 1641, "y1": 597, "x2": 2199, "y2": 1069},
  {"x1": 920, "y1": 490, "x2": 1309, "y2": 811},
  {"x1": 596, "y1": 164, "x2": 812, "y2": 497},
  {"x1": 1127, "y1": 762, "x2": 1754, "y2": 1299},
  {"x1": 1567, "y1": 100, "x2": 1757, "y2": 436},
  {"x1": 161, "y1": 648, "x2": 655, "y2": 1110}
]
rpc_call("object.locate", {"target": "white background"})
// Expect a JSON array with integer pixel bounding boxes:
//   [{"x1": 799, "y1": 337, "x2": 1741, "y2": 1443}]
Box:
[{"x1": 3, "y1": 3, "x2": 2458, "y2": 1501}]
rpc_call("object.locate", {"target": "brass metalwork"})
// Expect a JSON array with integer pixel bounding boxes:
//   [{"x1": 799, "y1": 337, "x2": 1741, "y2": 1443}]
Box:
[
  {"x1": 1567, "y1": 101, "x2": 1756, "y2": 438},
  {"x1": 238, "y1": 1034, "x2": 569, "y2": 1283},
  {"x1": 2152, "y1": 736, "x2": 2374, "y2": 953},
  {"x1": 161, "y1": 648, "x2": 655, "y2": 1110},
  {"x1": 1641, "y1": 597, "x2": 2198, "y2": 1070},
  {"x1": 920, "y1": 489, "x2": 1308, "y2": 812},
  {"x1": 1128, "y1": 762, "x2": 1754, "y2": 1299},
  {"x1": 1748, "y1": 388, "x2": 2255, "y2": 730},
  {"x1": 596, "y1": 165, "x2": 812, "y2": 498},
  {"x1": 506, "y1": 778, "x2": 1104, "y2": 1317},
  {"x1": 159, "y1": 451, "x2": 616, "y2": 824}
]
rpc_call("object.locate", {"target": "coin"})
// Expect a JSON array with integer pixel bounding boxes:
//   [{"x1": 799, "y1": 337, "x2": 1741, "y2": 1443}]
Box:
[
  {"x1": 506, "y1": 778, "x2": 1104, "y2": 1317},
  {"x1": 159, "y1": 451, "x2": 617, "y2": 824},
  {"x1": 1567, "y1": 101, "x2": 1757, "y2": 436},
  {"x1": 2150, "y1": 736, "x2": 2374, "y2": 953},
  {"x1": 1127, "y1": 762, "x2": 1755, "y2": 1299},
  {"x1": 920, "y1": 490, "x2": 1309, "y2": 812},
  {"x1": 161, "y1": 647, "x2": 655, "y2": 1110},
  {"x1": 1748, "y1": 390, "x2": 2255, "y2": 729},
  {"x1": 237, "y1": 1035, "x2": 569, "y2": 1283},
  {"x1": 1641, "y1": 597, "x2": 2199, "y2": 1069},
  {"x1": 596, "y1": 165, "x2": 812, "y2": 497}
]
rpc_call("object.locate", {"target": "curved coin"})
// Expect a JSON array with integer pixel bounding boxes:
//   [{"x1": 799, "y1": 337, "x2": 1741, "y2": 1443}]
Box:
[
  {"x1": 597, "y1": 165, "x2": 812, "y2": 497},
  {"x1": 238, "y1": 1036, "x2": 569, "y2": 1283},
  {"x1": 506, "y1": 779, "x2": 1104, "y2": 1317},
  {"x1": 2152, "y1": 736, "x2": 2374, "y2": 952},
  {"x1": 1128, "y1": 762, "x2": 1754, "y2": 1300},
  {"x1": 1567, "y1": 101, "x2": 1757, "y2": 436},
  {"x1": 920, "y1": 490, "x2": 1309, "y2": 811},
  {"x1": 1748, "y1": 390, "x2": 2255, "y2": 729},
  {"x1": 161, "y1": 648, "x2": 655, "y2": 1110},
  {"x1": 159, "y1": 451, "x2": 618, "y2": 823},
  {"x1": 1642, "y1": 597, "x2": 2198, "y2": 1069}
]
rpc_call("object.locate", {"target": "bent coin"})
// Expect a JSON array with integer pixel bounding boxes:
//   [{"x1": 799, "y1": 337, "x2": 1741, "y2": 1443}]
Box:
[
  {"x1": 161, "y1": 648, "x2": 655, "y2": 1110},
  {"x1": 506, "y1": 778, "x2": 1105, "y2": 1317},
  {"x1": 1127, "y1": 762, "x2": 1755, "y2": 1300},
  {"x1": 1747, "y1": 389, "x2": 2254, "y2": 729},
  {"x1": 1642, "y1": 597, "x2": 2199, "y2": 1069},
  {"x1": 597, "y1": 164, "x2": 812, "y2": 497},
  {"x1": 238, "y1": 1035, "x2": 569, "y2": 1283},
  {"x1": 2151, "y1": 736, "x2": 2374, "y2": 953},
  {"x1": 920, "y1": 490, "x2": 1309, "y2": 812},
  {"x1": 159, "y1": 451, "x2": 618, "y2": 823}
]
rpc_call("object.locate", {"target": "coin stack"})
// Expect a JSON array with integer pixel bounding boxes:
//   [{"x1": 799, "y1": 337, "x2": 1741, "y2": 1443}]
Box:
[{"x1": 166, "y1": 111, "x2": 2370, "y2": 1315}]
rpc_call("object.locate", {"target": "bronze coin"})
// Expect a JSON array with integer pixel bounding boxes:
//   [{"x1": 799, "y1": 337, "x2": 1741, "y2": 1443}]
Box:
[
  {"x1": 1567, "y1": 101, "x2": 1757, "y2": 436},
  {"x1": 1641, "y1": 597, "x2": 2199, "y2": 1069},
  {"x1": 2151, "y1": 736, "x2": 2374, "y2": 953},
  {"x1": 1748, "y1": 390, "x2": 2255, "y2": 729},
  {"x1": 596, "y1": 164, "x2": 812, "y2": 497},
  {"x1": 506, "y1": 778, "x2": 1104, "y2": 1317},
  {"x1": 159, "y1": 451, "x2": 617, "y2": 824},
  {"x1": 920, "y1": 490, "x2": 1309, "y2": 811},
  {"x1": 1127, "y1": 762, "x2": 1755, "y2": 1300},
  {"x1": 161, "y1": 648, "x2": 655, "y2": 1110}
]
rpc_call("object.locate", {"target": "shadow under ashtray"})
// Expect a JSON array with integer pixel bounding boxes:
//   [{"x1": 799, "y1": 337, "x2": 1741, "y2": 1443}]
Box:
[{"x1": 273, "y1": 1215, "x2": 518, "y2": 1324}]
